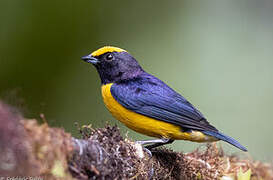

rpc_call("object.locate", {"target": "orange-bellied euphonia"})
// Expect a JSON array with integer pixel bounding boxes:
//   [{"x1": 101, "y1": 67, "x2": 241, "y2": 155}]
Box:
[{"x1": 81, "y1": 46, "x2": 247, "y2": 151}]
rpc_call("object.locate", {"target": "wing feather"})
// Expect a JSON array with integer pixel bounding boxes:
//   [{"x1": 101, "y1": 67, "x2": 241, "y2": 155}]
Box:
[{"x1": 111, "y1": 73, "x2": 218, "y2": 132}]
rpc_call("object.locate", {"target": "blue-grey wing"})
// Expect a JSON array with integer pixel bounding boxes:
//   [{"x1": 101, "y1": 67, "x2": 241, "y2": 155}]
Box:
[{"x1": 111, "y1": 73, "x2": 218, "y2": 132}]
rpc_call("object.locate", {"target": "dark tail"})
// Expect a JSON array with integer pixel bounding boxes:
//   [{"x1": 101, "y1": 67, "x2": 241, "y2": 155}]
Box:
[{"x1": 203, "y1": 131, "x2": 247, "y2": 152}]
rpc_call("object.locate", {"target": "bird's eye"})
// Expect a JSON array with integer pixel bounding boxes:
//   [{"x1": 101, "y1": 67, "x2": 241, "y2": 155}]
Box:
[{"x1": 106, "y1": 54, "x2": 113, "y2": 61}]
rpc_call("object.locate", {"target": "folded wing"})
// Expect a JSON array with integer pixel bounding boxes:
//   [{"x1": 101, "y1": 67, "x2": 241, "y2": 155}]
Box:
[{"x1": 111, "y1": 74, "x2": 218, "y2": 133}]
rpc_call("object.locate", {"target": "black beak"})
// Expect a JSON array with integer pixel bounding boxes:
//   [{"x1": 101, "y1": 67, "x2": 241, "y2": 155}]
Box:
[{"x1": 81, "y1": 54, "x2": 99, "y2": 65}]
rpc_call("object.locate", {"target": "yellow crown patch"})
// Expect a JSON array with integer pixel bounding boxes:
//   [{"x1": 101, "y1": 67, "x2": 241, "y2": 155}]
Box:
[{"x1": 91, "y1": 46, "x2": 126, "y2": 57}]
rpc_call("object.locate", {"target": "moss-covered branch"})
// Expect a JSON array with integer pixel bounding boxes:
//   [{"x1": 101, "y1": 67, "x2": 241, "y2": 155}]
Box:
[{"x1": 0, "y1": 101, "x2": 272, "y2": 180}]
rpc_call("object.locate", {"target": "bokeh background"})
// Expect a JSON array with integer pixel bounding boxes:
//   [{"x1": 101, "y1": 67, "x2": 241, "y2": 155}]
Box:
[{"x1": 1, "y1": 0, "x2": 272, "y2": 160}]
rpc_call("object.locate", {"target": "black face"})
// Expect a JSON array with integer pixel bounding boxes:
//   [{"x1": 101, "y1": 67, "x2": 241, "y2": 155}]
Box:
[{"x1": 82, "y1": 51, "x2": 144, "y2": 84}]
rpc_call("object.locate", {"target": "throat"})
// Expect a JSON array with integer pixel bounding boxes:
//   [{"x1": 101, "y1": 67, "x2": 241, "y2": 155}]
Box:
[{"x1": 100, "y1": 69, "x2": 144, "y2": 85}]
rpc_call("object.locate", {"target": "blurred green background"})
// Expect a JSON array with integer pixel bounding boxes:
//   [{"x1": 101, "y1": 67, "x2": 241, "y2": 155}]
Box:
[{"x1": 1, "y1": 0, "x2": 272, "y2": 160}]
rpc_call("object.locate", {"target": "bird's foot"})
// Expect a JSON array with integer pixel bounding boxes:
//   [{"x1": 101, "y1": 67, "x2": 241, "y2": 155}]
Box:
[{"x1": 136, "y1": 138, "x2": 174, "y2": 150}]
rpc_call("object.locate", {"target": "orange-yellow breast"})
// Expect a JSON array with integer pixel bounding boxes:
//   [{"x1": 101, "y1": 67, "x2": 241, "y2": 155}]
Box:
[{"x1": 101, "y1": 83, "x2": 217, "y2": 142}]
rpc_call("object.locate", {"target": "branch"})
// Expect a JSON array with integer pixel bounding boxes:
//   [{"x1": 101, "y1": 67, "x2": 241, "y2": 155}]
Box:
[{"x1": 0, "y1": 101, "x2": 272, "y2": 180}]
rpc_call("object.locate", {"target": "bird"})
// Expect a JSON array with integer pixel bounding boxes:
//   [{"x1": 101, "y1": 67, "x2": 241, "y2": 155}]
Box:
[{"x1": 81, "y1": 46, "x2": 247, "y2": 151}]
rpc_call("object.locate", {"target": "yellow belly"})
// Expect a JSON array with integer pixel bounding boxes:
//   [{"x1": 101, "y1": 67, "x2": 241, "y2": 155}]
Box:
[{"x1": 101, "y1": 83, "x2": 217, "y2": 142}]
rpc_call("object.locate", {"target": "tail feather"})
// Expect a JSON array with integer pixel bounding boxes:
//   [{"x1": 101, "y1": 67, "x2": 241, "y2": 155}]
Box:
[{"x1": 203, "y1": 131, "x2": 247, "y2": 152}]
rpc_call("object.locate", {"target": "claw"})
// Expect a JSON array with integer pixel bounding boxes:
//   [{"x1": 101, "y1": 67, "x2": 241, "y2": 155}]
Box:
[{"x1": 142, "y1": 147, "x2": 153, "y2": 158}]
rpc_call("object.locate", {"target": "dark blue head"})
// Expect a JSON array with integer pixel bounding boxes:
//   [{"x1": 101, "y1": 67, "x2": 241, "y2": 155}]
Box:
[{"x1": 82, "y1": 46, "x2": 144, "y2": 84}]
